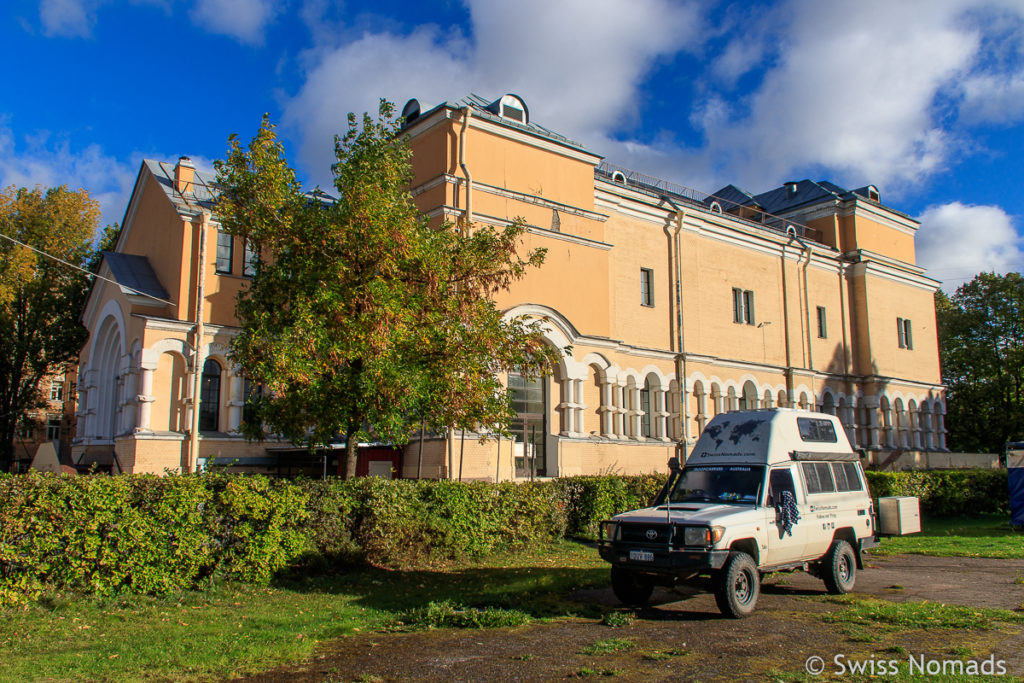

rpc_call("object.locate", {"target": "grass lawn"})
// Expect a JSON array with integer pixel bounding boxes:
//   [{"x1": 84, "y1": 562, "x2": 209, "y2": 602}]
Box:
[
  {"x1": 0, "y1": 540, "x2": 608, "y2": 683},
  {"x1": 872, "y1": 514, "x2": 1023, "y2": 559}
]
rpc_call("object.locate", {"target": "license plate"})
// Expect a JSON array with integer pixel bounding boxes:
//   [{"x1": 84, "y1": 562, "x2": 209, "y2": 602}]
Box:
[{"x1": 629, "y1": 550, "x2": 654, "y2": 562}]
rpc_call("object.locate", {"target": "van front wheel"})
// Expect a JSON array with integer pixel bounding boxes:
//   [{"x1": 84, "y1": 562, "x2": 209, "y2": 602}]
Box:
[
  {"x1": 714, "y1": 551, "x2": 759, "y2": 618},
  {"x1": 822, "y1": 540, "x2": 857, "y2": 594}
]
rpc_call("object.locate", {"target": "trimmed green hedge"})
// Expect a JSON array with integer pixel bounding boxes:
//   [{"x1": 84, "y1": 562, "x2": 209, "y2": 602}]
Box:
[
  {"x1": 864, "y1": 469, "x2": 1009, "y2": 516},
  {"x1": 0, "y1": 468, "x2": 1011, "y2": 605}
]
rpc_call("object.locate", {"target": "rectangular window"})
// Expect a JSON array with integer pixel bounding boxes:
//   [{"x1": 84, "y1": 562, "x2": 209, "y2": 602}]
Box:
[
  {"x1": 733, "y1": 287, "x2": 754, "y2": 325},
  {"x1": 50, "y1": 380, "x2": 63, "y2": 402},
  {"x1": 797, "y1": 417, "x2": 838, "y2": 442},
  {"x1": 216, "y1": 229, "x2": 233, "y2": 274},
  {"x1": 640, "y1": 268, "x2": 654, "y2": 307},
  {"x1": 817, "y1": 306, "x2": 827, "y2": 338},
  {"x1": 802, "y1": 461, "x2": 837, "y2": 494},
  {"x1": 897, "y1": 317, "x2": 913, "y2": 349},
  {"x1": 831, "y1": 462, "x2": 863, "y2": 492},
  {"x1": 243, "y1": 239, "x2": 257, "y2": 277},
  {"x1": 46, "y1": 416, "x2": 61, "y2": 441}
]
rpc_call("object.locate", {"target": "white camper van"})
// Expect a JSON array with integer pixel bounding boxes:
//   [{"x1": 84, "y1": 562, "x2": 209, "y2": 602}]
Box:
[{"x1": 598, "y1": 409, "x2": 909, "y2": 618}]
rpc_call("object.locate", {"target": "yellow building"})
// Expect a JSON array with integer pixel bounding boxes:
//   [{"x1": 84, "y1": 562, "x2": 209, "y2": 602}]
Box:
[{"x1": 73, "y1": 94, "x2": 945, "y2": 477}]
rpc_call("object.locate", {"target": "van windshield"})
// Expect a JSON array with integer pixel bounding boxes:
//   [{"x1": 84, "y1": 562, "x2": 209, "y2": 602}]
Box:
[{"x1": 668, "y1": 465, "x2": 765, "y2": 505}]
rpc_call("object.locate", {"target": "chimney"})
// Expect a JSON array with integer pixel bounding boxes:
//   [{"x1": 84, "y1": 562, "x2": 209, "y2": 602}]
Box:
[
  {"x1": 174, "y1": 156, "x2": 195, "y2": 194},
  {"x1": 784, "y1": 181, "x2": 799, "y2": 197}
]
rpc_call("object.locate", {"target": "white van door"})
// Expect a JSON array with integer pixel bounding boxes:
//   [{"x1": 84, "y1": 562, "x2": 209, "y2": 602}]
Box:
[{"x1": 763, "y1": 465, "x2": 812, "y2": 565}]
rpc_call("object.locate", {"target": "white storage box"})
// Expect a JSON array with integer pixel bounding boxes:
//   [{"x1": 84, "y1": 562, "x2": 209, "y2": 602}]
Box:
[{"x1": 879, "y1": 496, "x2": 921, "y2": 535}]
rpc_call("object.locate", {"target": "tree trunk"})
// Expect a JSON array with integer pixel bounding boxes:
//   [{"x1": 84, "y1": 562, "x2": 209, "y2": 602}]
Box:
[{"x1": 341, "y1": 425, "x2": 359, "y2": 480}]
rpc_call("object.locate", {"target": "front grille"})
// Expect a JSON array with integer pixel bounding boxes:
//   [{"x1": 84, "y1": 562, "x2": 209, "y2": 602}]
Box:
[{"x1": 619, "y1": 523, "x2": 673, "y2": 545}]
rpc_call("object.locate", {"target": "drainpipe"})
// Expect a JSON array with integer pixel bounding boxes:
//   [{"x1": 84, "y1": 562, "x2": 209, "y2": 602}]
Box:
[
  {"x1": 786, "y1": 229, "x2": 814, "y2": 402},
  {"x1": 660, "y1": 195, "x2": 687, "y2": 462},
  {"x1": 459, "y1": 107, "x2": 473, "y2": 235},
  {"x1": 780, "y1": 244, "x2": 794, "y2": 405},
  {"x1": 188, "y1": 210, "x2": 210, "y2": 473}
]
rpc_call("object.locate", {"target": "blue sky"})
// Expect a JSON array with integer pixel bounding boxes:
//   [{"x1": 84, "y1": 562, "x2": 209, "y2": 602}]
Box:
[{"x1": 4, "y1": 0, "x2": 1024, "y2": 290}]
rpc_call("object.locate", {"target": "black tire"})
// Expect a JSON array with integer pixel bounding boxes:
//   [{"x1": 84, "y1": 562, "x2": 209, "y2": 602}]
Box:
[
  {"x1": 610, "y1": 566, "x2": 654, "y2": 605},
  {"x1": 714, "y1": 551, "x2": 759, "y2": 618},
  {"x1": 821, "y1": 539, "x2": 857, "y2": 594}
]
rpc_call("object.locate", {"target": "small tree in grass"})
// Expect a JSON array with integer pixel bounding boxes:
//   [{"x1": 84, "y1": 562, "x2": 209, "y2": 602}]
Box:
[{"x1": 215, "y1": 101, "x2": 561, "y2": 478}]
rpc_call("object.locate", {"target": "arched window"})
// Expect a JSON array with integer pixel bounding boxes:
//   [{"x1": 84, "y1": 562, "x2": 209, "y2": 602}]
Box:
[
  {"x1": 740, "y1": 381, "x2": 758, "y2": 410},
  {"x1": 200, "y1": 359, "x2": 222, "y2": 432}
]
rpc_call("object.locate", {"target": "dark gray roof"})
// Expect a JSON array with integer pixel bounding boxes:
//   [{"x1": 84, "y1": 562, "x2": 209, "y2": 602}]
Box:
[
  {"x1": 753, "y1": 179, "x2": 895, "y2": 216},
  {"x1": 103, "y1": 252, "x2": 170, "y2": 301},
  {"x1": 405, "y1": 93, "x2": 593, "y2": 155},
  {"x1": 709, "y1": 184, "x2": 762, "y2": 211}
]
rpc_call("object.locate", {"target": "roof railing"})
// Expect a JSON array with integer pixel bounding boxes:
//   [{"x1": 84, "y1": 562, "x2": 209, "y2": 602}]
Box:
[{"x1": 596, "y1": 161, "x2": 821, "y2": 244}]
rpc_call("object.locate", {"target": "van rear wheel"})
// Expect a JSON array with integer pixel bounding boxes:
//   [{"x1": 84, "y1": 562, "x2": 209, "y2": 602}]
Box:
[
  {"x1": 822, "y1": 540, "x2": 857, "y2": 594},
  {"x1": 610, "y1": 567, "x2": 654, "y2": 605},
  {"x1": 714, "y1": 551, "x2": 759, "y2": 618}
]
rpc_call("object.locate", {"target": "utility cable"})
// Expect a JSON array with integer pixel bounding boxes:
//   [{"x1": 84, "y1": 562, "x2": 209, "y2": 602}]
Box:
[{"x1": 0, "y1": 228, "x2": 174, "y2": 306}]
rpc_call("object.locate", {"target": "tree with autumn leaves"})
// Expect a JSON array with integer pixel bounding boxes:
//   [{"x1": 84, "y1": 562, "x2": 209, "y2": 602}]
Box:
[
  {"x1": 215, "y1": 101, "x2": 561, "y2": 479},
  {"x1": 0, "y1": 186, "x2": 99, "y2": 471}
]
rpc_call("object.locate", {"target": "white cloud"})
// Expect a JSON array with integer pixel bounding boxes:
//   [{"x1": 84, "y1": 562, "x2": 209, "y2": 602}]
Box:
[
  {"x1": 0, "y1": 125, "x2": 139, "y2": 232},
  {"x1": 189, "y1": 0, "x2": 279, "y2": 45},
  {"x1": 916, "y1": 202, "x2": 1023, "y2": 288},
  {"x1": 39, "y1": 0, "x2": 100, "y2": 38},
  {"x1": 283, "y1": 0, "x2": 705, "y2": 186}
]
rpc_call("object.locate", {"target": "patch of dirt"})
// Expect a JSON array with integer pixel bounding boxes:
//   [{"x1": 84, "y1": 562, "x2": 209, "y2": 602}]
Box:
[{"x1": 233, "y1": 555, "x2": 1024, "y2": 682}]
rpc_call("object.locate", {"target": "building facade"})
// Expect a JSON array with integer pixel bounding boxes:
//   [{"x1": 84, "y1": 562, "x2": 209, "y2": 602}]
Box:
[{"x1": 73, "y1": 94, "x2": 945, "y2": 478}]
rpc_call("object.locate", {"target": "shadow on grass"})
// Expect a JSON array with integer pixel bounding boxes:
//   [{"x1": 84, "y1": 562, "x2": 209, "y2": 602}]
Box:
[{"x1": 269, "y1": 539, "x2": 611, "y2": 621}]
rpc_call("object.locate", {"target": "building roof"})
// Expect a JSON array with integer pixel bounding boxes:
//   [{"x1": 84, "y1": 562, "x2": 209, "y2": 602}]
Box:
[
  {"x1": 102, "y1": 252, "x2": 170, "y2": 301},
  {"x1": 709, "y1": 184, "x2": 763, "y2": 211},
  {"x1": 143, "y1": 158, "x2": 218, "y2": 213},
  {"x1": 752, "y1": 179, "x2": 912, "y2": 221},
  {"x1": 406, "y1": 93, "x2": 592, "y2": 154}
]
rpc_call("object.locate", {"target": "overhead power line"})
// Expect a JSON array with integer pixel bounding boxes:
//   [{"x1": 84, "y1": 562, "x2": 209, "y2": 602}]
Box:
[{"x1": 0, "y1": 229, "x2": 174, "y2": 306}]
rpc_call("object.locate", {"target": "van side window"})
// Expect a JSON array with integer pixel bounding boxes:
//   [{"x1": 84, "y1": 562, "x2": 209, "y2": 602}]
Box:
[
  {"x1": 767, "y1": 468, "x2": 797, "y2": 506},
  {"x1": 797, "y1": 417, "x2": 838, "y2": 442},
  {"x1": 802, "y1": 462, "x2": 836, "y2": 494},
  {"x1": 832, "y1": 462, "x2": 863, "y2": 491}
]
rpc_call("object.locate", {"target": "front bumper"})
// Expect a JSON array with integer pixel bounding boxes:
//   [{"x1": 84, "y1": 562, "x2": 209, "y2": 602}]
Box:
[{"x1": 598, "y1": 542, "x2": 730, "y2": 575}]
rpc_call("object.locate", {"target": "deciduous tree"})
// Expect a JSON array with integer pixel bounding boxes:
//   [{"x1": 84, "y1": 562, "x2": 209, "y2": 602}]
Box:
[
  {"x1": 215, "y1": 102, "x2": 561, "y2": 478},
  {"x1": 937, "y1": 272, "x2": 1024, "y2": 453},
  {"x1": 0, "y1": 186, "x2": 98, "y2": 471}
]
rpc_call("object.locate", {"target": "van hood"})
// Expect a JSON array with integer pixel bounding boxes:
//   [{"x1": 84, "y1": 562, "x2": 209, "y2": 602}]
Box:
[{"x1": 613, "y1": 503, "x2": 758, "y2": 526}]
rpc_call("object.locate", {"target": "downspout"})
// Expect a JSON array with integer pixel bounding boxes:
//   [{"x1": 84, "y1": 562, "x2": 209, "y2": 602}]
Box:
[
  {"x1": 780, "y1": 244, "x2": 794, "y2": 405},
  {"x1": 787, "y1": 229, "x2": 814, "y2": 401},
  {"x1": 459, "y1": 107, "x2": 473, "y2": 234},
  {"x1": 660, "y1": 195, "x2": 687, "y2": 462},
  {"x1": 188, "y1": 210, "x2": 210, "y2": 473}
]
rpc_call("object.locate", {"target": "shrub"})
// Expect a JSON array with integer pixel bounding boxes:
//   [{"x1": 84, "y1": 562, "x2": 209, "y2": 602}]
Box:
[{"x1": 865, "y1": 469, "x2": 1009, "y2": 516}]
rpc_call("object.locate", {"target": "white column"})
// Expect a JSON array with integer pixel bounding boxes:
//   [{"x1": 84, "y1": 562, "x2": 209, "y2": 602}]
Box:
[
  {"x1": 227, "y1": 366, "x2": 245, "y2": 433},
  {"x1": 614, "y1": 384, "x2": 626, "y2": 438},
  {"x1": 599, "y1": 379, "x2": 614, "y2": 436},
  {"x1": 135, "y1": 363, "x2": 156, "y2": 432},
  {"x1": 629, "y1": 386, "x2": 642, "y2": 440},
  {"x1": 573, "y1": 379, "x2": 584, "y2": 435},
  {"x1": 864, "y1": 397, "x2": 880, "y2": 449},
  {"x1": 936, "y1": 411, "x2": 947, "y2": 450}
]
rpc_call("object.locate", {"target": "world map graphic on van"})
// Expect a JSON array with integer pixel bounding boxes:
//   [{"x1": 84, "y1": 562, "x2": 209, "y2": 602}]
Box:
[{"x1": 703, "y1": 417, "x2": 768, "y2": 449}]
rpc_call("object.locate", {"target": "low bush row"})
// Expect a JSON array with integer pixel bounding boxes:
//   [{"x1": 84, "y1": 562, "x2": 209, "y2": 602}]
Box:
[
  {"x1": 863, "y1": 469, "x2": 1009, "y2": 516},
  {"x1": 0, "y1": 467, "x2": 1009, "y2": 605}
]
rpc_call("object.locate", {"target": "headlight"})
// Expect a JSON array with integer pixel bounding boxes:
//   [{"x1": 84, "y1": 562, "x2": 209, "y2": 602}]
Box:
[
  {"x1": 601, "y1": 521, "x2": 619, "y2": 541},
  {"x1": 683, "y1": 526, "x2": 726, "y2": 546},
  {"x1": 683, "y1": 526, "x2": 708, "y2": 546}
]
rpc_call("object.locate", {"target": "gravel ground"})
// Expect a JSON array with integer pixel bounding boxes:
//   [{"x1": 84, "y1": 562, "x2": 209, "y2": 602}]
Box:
[{"x1": 234, "y1": 554, "x2": 1024, "y2": 682}]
